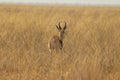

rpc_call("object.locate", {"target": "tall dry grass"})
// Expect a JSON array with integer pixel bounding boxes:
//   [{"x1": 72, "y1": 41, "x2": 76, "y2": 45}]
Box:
[{"x1": 0, "y1": 4, "x2": 120, "y2": 80}]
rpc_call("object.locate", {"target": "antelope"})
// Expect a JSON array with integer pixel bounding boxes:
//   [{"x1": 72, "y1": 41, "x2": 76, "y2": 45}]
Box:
[{"x1": 48, "y1": 22, "x2": 67, "y2": 53}]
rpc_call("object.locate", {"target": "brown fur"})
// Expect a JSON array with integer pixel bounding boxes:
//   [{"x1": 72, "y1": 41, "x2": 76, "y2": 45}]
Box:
[{"x1": 48, "y1": 22, "x2": 66, "y2": 53}]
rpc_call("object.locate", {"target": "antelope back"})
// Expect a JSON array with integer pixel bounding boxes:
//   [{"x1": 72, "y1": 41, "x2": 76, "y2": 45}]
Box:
[{"x1": 49, "y1": 36, "x2": 63, "y2": 50}]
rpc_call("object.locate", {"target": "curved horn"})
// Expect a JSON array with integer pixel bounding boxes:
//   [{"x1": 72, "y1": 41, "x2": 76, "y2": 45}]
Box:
[
  {"x1": 58, "y1": 22, "x2": 62, "y2": 30},
  {"x1": 63, "y1": 22, "x2": 66, "y2": 30},
  {"x1": 56, "y1": 22, "x2": 61, "y2": 31}
]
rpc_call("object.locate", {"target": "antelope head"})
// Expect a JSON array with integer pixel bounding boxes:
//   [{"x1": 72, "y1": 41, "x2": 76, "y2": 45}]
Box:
[{"x1": 56, "y1": 22, "x2": 67, "y2": 41}]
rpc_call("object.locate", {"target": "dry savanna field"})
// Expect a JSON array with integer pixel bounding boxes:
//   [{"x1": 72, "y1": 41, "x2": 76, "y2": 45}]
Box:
[{"x1": 0, "y1": 4, "x2": 120, "y2": 80}]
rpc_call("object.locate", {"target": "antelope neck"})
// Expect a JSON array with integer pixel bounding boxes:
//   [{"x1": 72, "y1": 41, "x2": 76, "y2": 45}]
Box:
[{"x1": 59, "y1": 32, "x2": 64, "y2": 41}]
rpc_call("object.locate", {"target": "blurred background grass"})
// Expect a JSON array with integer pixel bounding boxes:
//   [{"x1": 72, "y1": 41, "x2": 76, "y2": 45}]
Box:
[{"x1": 0, "y1": 4, "x2": 120, "y2": 80}]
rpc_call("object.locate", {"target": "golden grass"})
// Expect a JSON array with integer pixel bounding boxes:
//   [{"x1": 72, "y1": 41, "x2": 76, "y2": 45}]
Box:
[{"x1": 0, "y1": 4, "x2": 120, "y2": 80}]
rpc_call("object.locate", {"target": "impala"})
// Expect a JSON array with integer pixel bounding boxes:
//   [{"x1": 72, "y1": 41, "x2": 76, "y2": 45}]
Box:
[{"x1": 48, "y1": 22, "x2": 67, "y2": 53}]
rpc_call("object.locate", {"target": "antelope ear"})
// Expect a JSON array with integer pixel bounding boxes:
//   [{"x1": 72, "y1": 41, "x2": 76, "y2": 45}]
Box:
[
  {"x1": 56, "y1": 25, "x2": 61, "y2": 31},
  {"x1": 63, "y1": 22, "x2": 67, "y2": 30},
  {"x1": 56, "y1": 22, "x2": 62, "y2": 31}
]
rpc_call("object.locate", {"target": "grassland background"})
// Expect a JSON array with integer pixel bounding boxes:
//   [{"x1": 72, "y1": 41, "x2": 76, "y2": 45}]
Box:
[{"x1": 0, "y1": 4, "x2": 120, "y2": 80}]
